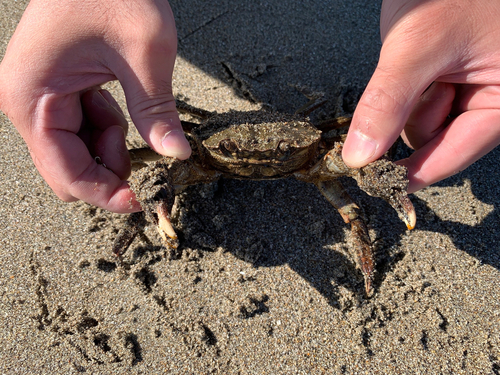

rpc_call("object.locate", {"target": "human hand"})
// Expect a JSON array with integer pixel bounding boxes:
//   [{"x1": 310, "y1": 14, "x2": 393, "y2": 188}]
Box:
[
  {"x1": 0, "y1": 0, "x2": 191, "y2": 213},
  {"x1": 342, "y1": 0, "x2": 500, "y2": 193}
]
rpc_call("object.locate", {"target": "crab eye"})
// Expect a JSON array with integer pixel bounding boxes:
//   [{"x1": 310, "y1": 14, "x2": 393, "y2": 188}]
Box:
[
  {"x1": 219, "y1": 139, "x2": 238, "y2": 157},
  {"x1": 278, "y1": 141, "x2": 290, "y2": 153}
]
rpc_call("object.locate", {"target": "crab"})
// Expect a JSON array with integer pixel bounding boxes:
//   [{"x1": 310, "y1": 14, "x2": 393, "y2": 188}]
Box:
[{"x1": 113, "y1": 99, "x2": 416, "y2": 296}]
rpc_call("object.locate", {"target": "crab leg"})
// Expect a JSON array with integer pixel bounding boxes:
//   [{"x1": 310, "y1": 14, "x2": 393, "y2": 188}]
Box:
[
  {"x1": 316, "y1": 180, "x2": 375, "y2": 296},
  {"x1": 176, "y1": 99, "x2": 214, "y2": 119},
  {"x1": 323, "y1": 148, "x2": 417, "y2": 231}
]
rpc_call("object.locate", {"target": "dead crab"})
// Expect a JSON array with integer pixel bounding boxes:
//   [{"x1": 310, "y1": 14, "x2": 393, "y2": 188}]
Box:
[{"x1": 114, "y1": 99, "x2": 416, "y2": 296}]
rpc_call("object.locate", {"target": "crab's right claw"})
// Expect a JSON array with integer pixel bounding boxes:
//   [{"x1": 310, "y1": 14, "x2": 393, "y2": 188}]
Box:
[
  {"x1": 395, "y1": 195, "x2": 416, "y2": 230},
  {"x1": 375, "y1": 189, "x2": 416, "y2": 231}
]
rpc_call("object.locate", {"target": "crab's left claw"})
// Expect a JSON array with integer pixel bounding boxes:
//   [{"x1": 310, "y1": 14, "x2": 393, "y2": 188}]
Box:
[
  {"x1": 139, "y1": 169, "x2": 179, "y2": 250},
  {"x1": 355, "y1": 159, "x2": 416, "y2": 231},
  {"x1": 156, "y1": 201, "x2": 178, "y2": 248},
  {"x1": 112, "y1": 159, "x2": 180, "y2": 258}
]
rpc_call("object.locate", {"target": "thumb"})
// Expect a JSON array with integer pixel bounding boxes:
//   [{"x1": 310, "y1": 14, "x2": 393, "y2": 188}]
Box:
[
  {"x1": 342, "y1": 3, "x2": 454, "y2": 168},
  {"x1": 121, "y1": 62, "x2": 191, "y2": 160},
  {"x1": 342, "y1": 57, "x2": 435, "y2": 168},
  {"x1": 114, "y1": 6, "x2": 191, "y2": 160}
]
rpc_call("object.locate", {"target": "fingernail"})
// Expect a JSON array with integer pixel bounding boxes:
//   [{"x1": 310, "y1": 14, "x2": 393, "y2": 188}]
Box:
[
  {"x1": 91, "y1": 90, "x2": 111, "y2": 110},
  {"x1": 113, "y1": 126, "x2": 128, "y2": 155},
  {"x1": 345, "y1": 131, "x2": 378, "y2": 166},
  {"x1": 92, "y1": 89, "x2": 126, "y2": 119},
  {"x1": 99, "y1": 89, "x2": 126, "y2": 116},
  {"x1": 161, "y1": 130, "x2": 192, "y2": 159}
]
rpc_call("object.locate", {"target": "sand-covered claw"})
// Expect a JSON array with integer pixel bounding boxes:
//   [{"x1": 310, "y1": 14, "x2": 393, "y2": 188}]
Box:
[{"x1": 355, "y1": 159, "x2": 416, "y2": 231}]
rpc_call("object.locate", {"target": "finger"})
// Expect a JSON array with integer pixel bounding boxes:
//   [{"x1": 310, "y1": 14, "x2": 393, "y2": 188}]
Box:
[
  {"x1": 343, "y1": 0, "x2": 462, "y2": 168},
  {"x1": 30, "y1": 93, "x2": 140, "y2": 213},
  {"x1": 80, "y1": 89, "x2": 129, "y2": 134},
  {"x1": 399, "y1": 108, "x2": 500, "y2": 193},
  {"x1": 31, "y1": 128, "x2": 139, "y2": 213},
  {"x1": 121, "y1": 51, "x2": 191, "y2": 160},
  {"x1": 452, "y1": 84, "x2": 500, "y2": 114},
  {"x1": 94, "y1": 125, "x2": 131, "y2": 180},
  {"x1": 99, "y1": 89, "x2": 127, "y2": 120},
  {"x1": 80, "y1": 89, "x2": 131, "y2": 179},
  {"x1": 112, "y1": 3, "x2": 191, "y2": 160},
  {"x1": 342, "y1": 58, "x2": 436, "y2": 168},
  {"x1": 402, "y1": 82, "x2": 456, "y2": 150}
]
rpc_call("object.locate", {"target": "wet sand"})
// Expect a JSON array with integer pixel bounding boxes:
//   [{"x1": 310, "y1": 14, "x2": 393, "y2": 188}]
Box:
[{"x1": 1, "y1": 1, "x2": 499, "y2": 374}]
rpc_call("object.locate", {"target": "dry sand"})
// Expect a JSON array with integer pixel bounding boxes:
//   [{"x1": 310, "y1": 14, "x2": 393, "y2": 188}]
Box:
[{"x1": 1, "y1": 1, "x2": 499, "y2": 374}]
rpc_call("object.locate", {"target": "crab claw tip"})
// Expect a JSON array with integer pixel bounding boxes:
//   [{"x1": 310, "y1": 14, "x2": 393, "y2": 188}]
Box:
[
  {"x1": 157, "y1": 203, "x2": 178, "y2": 242},
  {"x1": 364, "y1": 277, "x2": 373, "y2": 297},
  {"x1": 404, "y1": 203, "x2": 417, "y2": 230},
  {"x1": 405, "y1": 208, "x2": 416, "y2": 230}
]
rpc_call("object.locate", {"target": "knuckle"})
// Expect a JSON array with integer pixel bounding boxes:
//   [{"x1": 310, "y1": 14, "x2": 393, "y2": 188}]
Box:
[
  {"x1": 130, "y1": 89, "x2": 177, "y2": 120},
  {"x1": 360, "y1": 72, "x2": 413, "y2": 116},
  {"x1": 120, "y1": 3, "x2": 177, "y2": 52}
]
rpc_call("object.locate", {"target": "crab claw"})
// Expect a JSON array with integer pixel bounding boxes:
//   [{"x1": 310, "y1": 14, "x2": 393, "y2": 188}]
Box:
[
  {"x1": 355, "y1": 159, "x2": 416, "y2": 231},
  {"x1": 393, "y1": 195, "x2": 416, "y2": 230},
  {"x1": 156, "y1": 201, "x2": 178, "y2": 248}
]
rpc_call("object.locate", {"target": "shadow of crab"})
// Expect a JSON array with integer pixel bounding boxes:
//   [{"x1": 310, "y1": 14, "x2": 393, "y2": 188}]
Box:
[
  {"x1": 112, "y1": 145, "x2": 500, "y2": 310},
  {"x1": 166, "y1": 176, "x2": 410, "y2": 308}
]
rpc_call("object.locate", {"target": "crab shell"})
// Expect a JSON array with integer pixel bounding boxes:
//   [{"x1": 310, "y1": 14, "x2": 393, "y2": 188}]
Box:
[{"x1": 191, "y1": 111, "x2": 322, "y2": 178}]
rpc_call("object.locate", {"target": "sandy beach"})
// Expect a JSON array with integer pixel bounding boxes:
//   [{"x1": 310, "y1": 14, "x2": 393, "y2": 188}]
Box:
[{"x1": 1, "y1": 1, "x2": 499, "y2": 374}]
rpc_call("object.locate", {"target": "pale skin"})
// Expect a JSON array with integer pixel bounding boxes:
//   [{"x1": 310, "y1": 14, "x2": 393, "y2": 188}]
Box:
[
  {"x1": 342, "y1": 0, "x2": 500, "y2": 193},
  {"x1": 0, "y1": 0, "x2": 191, "y2": 213},
  {"x1": 1, "y1": 0, "x2": 500, "y2": 213}
]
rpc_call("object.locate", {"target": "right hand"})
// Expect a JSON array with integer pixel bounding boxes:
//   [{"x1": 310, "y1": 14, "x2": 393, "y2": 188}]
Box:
[{"x1": 342, "y1": 0, "x2": 500, "y2": 193}]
